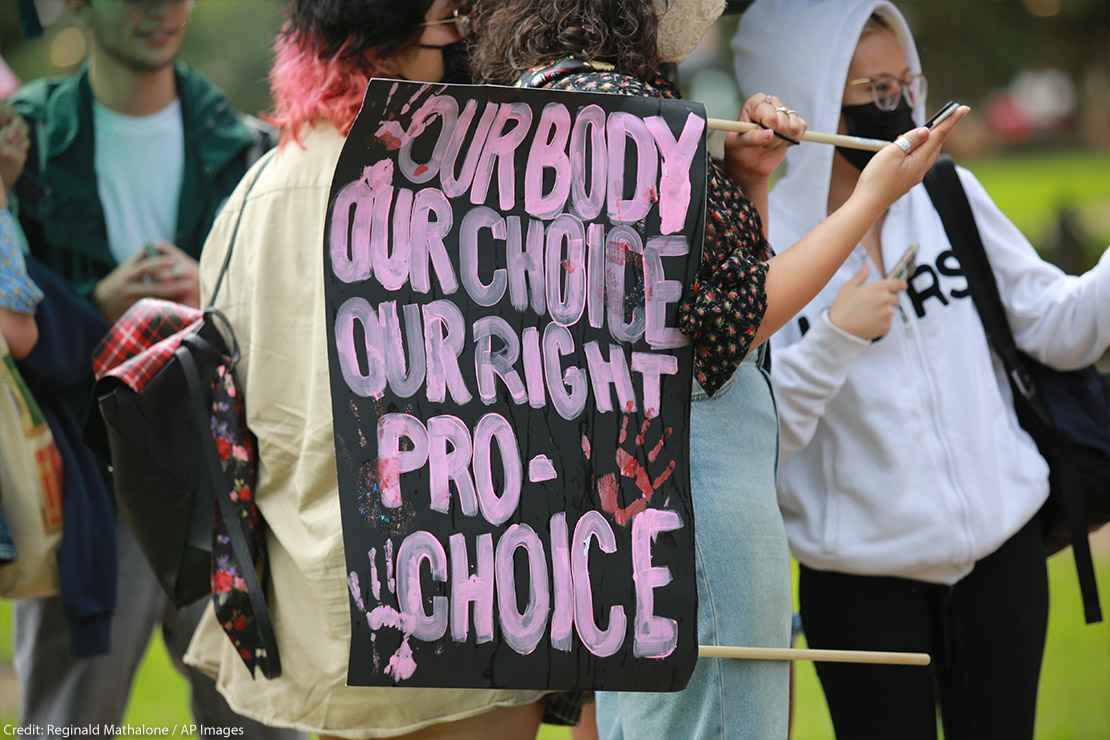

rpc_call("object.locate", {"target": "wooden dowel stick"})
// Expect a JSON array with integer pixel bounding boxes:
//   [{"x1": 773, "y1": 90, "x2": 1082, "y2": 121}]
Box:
[
  {"x1": 707, "y1": 118, "x2": 889, "y2": 152},
  {"x1": 698, "y1": 644, "x2": 931, "y2": 666}
]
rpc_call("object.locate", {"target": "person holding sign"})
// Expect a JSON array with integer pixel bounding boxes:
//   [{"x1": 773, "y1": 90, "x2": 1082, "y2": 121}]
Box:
[
  {"x1": 468, "y1": 1, "x2": 966, "y2": 738},
  {"x1": 182, "y1": 1, "x2": 551, "y2": 739},
  {"x1": 734, "y1": 2, "x2": 1106, "y2": 737}
]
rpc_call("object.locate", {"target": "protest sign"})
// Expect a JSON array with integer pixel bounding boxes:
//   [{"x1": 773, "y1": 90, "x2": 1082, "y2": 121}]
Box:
[{"x1": 324, "y1": 79, "x2": 707, "y2": 690}]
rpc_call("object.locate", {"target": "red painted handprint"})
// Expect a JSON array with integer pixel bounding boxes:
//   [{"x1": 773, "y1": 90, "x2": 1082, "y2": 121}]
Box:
[{"x1": 587, "y1": 403, "x2": 677, "y2": 526}]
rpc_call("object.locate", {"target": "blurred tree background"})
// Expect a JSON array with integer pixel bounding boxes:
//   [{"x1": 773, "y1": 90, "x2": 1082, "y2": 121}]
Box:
[{"x1": 9, "y1": 1, "x2": 1097, "y2": 256}]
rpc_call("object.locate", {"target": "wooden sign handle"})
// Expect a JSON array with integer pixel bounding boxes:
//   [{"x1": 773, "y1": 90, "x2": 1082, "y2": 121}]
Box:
[
  {"x1": 699, "y1": 644, "x2": 931, "y2": 666},
  {"x1": 706, "y1": 118, "x2": 888, "y2": 153}
]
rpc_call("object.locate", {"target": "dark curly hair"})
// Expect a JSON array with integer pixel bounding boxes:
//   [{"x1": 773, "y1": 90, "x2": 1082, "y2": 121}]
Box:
[
  {"x1": 468, "y1": 0, "x2": 661, "y2": 84},
  {"x1": 283, "y1": 0, "x2": 434, "y2": 67}
]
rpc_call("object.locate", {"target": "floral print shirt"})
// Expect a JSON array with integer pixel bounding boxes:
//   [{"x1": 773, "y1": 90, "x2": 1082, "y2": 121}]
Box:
[{"x1": 526, "y1": 61, "x2": 772, "y2": 395}]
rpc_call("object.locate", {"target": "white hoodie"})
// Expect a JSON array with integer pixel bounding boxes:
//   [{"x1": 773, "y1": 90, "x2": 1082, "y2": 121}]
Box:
[{"x1": 732, "y1": 0, "x2": 1110, "y2": 584}]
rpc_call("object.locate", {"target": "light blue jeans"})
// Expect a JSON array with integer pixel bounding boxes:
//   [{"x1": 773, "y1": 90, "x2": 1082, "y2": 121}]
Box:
[{"x1": 597, "y1": 353, "x2": 792, "y2": 739}]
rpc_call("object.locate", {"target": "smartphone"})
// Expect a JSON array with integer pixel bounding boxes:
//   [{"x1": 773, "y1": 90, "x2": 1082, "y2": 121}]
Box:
[
  {"x1": 925, "y1": 100, "x2": 960, "y2": 129},
  {"x1": 885, "y1": 243, "x2": 919, "y2": 280}
]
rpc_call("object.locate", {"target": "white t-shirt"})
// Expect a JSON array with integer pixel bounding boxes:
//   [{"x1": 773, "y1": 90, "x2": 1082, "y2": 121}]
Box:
[{"x1": 94, "y1": 99, "x2": 185, "y2": 264}]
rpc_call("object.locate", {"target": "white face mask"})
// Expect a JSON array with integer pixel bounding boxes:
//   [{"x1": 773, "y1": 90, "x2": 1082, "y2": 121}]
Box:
[{"x1": 655, "y1": 0, "x2": 727, "y2": 63}]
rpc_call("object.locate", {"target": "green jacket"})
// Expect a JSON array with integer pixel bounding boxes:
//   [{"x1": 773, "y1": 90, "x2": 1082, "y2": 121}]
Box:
[{"x1": 11, "y1": 63, "x2": 272, "y2": 299}]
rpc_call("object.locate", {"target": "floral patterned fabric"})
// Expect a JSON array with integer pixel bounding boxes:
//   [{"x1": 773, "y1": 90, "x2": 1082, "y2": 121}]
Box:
[
  {"x1": 0, "y1": 209, "x2": 43, "y2": 315},
  {"x1": 209, "y1": 361, "x2": 274, "y2": 678},
  {"x1": 527, "y1": 61, "x2": 772, "y2": 395}
]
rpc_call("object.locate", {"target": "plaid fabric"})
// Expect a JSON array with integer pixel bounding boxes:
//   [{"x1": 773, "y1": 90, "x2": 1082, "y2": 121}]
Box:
[{"x1": 93, "y1": 299, "x2": 202, "y2": 391}]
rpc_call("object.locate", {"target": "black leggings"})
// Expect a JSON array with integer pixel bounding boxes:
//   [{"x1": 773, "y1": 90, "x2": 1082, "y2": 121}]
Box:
[{"x1": 799, "y1": 515, "x2": 1048, "y2": 740}]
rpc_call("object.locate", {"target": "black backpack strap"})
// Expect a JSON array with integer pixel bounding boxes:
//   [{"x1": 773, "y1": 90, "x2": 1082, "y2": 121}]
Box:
[
  {"x1": 924, "y1": 158, "x2": 1102, "y2": 624},
  {"x1": 178, "y1": 344, "x2": 282, "y2": 678},
  {"x1": 209, "y1": 149, "x2": 277, "y2": 309},
  {"x1": 923, "y1": 158, "x2": 1048, "y2": 425}
]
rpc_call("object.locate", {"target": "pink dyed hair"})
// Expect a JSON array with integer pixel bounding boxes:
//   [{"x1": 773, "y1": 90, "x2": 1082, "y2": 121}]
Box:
[{"x1": 267, "y1": 24, "x2": 396, "y2": 147}]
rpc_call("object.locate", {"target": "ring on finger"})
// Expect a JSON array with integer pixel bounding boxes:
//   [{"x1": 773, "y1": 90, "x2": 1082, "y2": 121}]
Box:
[
  {"x1": 786, "y1": 109, "x2": 799, "y2": 116},
  {"x1": 775, "y1": 106, "x2": 790, "y2": 114},
  {"x1": 894, "y1": 135, "x2": 913, "y2": 154}
]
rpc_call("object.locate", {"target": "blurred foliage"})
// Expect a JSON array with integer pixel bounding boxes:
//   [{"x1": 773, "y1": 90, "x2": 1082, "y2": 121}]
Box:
[
  {"x1": 902, "y1": 0, "x2": 1109, "y2": 108},
  {"x1": 0, "y1": 0, "x2": 286, "y2": 115},
  {"x1": 0, "y1": 0, "x2": 1107, "y2": 118}
]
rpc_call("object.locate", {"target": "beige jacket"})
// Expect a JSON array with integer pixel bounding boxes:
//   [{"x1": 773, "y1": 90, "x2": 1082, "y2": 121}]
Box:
[{"x1": 184, "y1": 123, "x2": 544, "y2": 738}]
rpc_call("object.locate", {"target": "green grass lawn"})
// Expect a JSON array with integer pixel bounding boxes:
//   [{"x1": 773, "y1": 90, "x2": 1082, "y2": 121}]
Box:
[
  {"x1": 3, "y1": 550, "x2": 1107, "y2": 738},
  {"x1": 2, "y1": 149, "x2": 1109, "y2": 738},
  {"x1": 963, "y1": 150, "x2": 1110, "y2": 266}
]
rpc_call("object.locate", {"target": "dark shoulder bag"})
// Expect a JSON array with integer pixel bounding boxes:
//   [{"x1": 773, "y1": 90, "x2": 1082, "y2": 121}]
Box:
[
  {"x1": 925, "y1": 156, "x2": 1110, "y2": 624},
  {"x1": 94, "y1": 152, "x2": 282, "y2": 675}
]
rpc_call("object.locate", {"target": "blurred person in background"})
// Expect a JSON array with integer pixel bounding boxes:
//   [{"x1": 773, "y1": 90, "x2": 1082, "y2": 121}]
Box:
[
  {"x1": 181, "y1": 1, "x2": 549, "y2": 738},
  {"x1": 8, "y1": 1, "x2": 293, "y2": 737},
  {"x1": 734, "y1": 2, "x2": 1110, "y2": 738},
  {"x1": 0, "y1": 100, "x2": 38, "y2": 360},
  {"x1": 0, "y1": 99, "x2": 41, "y2": 570},
  {"x1": 469, "y1": 1, "x2": 964, "y2": 738}
]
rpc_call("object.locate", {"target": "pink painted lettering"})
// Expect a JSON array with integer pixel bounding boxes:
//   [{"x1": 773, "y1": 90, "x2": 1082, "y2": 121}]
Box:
[
  {"x1": 645, "y1": 113, "x2": 705, "y2": 235},
  {"x1": 459, "y1": 207, "x2": 508, "y2": 307},
  {"x1": 376, "y1": 413, "x2": 429, "y2": 508},
  {"x1": 427, "y1": 415, "x2": 479, "y2": 516},
  {"x1": 542, "y1": 323, "x2": 587, "y2": 421},
  {"x1": 441, "y1": 100, "x2": 499, "y2": 198},
  {"x1": 524, "y1": 102, "x2": 572, "y2": 219},
  {"x1": 632, "y1": 352, "x2": 679, "y2": 419},
  {"x1": 449, "y1": 533, "x2": 496, "y2": 644},
  {"x1": 572, "y1": 511, "x2": 627, "y2": 657},
  {"x1": 631, "y1": 509, "x2": 683, "y2": 658},
  {"x1": 545, "y1": 214, "x2": 588, "y2": 327},
  {"x1": 471, "y1": 103, "x2": 533, "y2": 211},
  {"x1": 422, "y1": 299, "x2": 473, "y2": 405},
  {"x1": 396, "y1": 530, "x2": 449, "y2": 641},
  {"x1": 569, "y1": 104, "x2": 607, "y2": 221},
  {"x1": 473, "y1": 413, "x2": 523, "y2": 526},
  {"x1": 335, "y1": 297, "x2": 386, "y2": 399},
  {"x1": 410, "y1": 188, "x2": 458, "y2": 294},
  {"x1": 495, "y1": 524, "x2": 551, "y2": 655},
  {"x1": 606, "y1": 113, "x2": 658, "y2": 225},
  {"x1": 505, "y1": 216, "x2": 547, "y2": 315},
  {"x1": 584, "y1": 341, "x2": 636, "y2": 414},
  {"x1": 473, "y1": 316, "x2": 527, "y2": 406}
]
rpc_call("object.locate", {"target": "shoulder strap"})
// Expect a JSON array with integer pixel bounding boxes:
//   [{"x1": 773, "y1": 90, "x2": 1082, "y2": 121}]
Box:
[
  {"x1": 208, "y1": 149, "x2": 277, "y2": 309},
  {"x1": 923, "y1": 158, "x2": 1049, "y2": 426},
  {"x1": 178, "y1": 342, "x2": 282, "y2": 678},
  {"x1": 926, "y1": 159, "x2": 1105, "y2": 624}
]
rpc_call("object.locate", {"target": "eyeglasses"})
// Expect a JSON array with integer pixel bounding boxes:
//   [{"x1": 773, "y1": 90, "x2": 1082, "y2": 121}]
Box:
[
  {"x1": 849, "y1": 72, "x2": 927, "y2": 111},
  {"x1": 420, "y1": 9, "x2": 472, "y2": 39}
]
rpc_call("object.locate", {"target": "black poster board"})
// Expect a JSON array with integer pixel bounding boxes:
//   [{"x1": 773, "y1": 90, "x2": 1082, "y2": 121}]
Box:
[{"x1": 323, "y1": 79, "x2": 707, "y2": 691}]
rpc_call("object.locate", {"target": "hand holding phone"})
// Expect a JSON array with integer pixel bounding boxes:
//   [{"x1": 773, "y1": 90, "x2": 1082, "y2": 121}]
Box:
[
  {"x1": 925, "y1": 101, "x2": 961, "y2": 129},
  {"x1": 885, "y1": 243, "x2": 919, "y2": 281}
]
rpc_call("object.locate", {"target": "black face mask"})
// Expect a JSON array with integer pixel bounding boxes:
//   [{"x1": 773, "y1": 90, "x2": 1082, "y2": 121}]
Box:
[
  {"x1": 836, "y1": 99, "x2": 917, "y2": 171},
  {"x1": 417, "y1": 39, "x2": 472, "y2": 85}
]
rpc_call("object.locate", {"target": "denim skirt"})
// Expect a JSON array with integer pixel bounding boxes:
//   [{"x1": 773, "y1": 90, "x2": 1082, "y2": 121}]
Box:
[{"x1": 597, "y1": 352, "x2": 792, "y2": 739}]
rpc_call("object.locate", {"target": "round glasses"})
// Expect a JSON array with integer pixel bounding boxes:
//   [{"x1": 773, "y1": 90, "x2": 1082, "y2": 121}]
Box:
[
  {"x1": 849, "y1": 73, "x2": 928, "y2": 111},
  {"x1": 420, "y1": 9, "x2": 472, "y2": 40}
]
